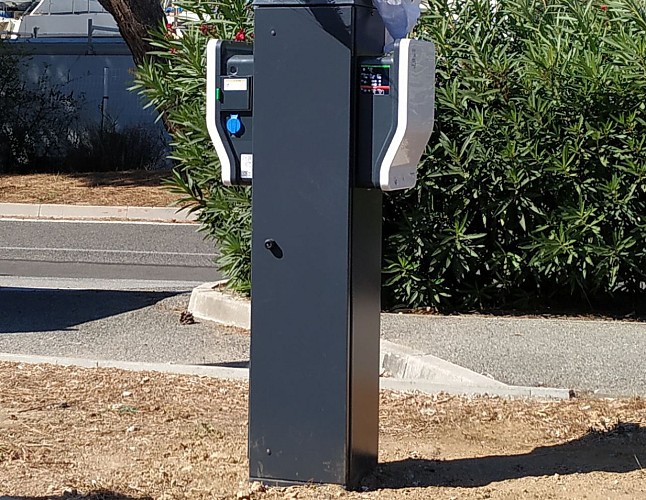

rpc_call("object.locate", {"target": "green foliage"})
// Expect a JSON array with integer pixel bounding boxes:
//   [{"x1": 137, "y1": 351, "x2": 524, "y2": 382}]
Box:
[
  {"x1": 132, "y1": 0, "x2": 253, "y2": 293},
  {"x1": 136, "y1": 0, "x2": 646, "y2": 311},
  {"x1": 64, "y1": 121, "x2": 168, "y2": 172},
  {"x1": 0, "y1": 47, "x2": 81, "y2": 173},
  {"x1": 383, "y1": 0, "x2": 646, "y2": 310},
  {"x1": 0, "y1": 45, "x2": 163, "y2": 173}
]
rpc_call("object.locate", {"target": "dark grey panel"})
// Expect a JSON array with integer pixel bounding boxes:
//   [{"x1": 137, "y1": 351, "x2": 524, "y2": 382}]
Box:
[
  {"x1": 348, "y1": 187, "x2": 382, "y2": 485},
  {"x1": 356, "y1": 53, "x2": 397, "y2": 188},
  {"x1": 248, "y1": 3, "x2": 384, "y2": 489},
  {"x1": 249, "y1": 5, "x2": 355, "y2": 485},
  {"x1": 214, "y1": 41, "x2": 254, "y2": 186}
]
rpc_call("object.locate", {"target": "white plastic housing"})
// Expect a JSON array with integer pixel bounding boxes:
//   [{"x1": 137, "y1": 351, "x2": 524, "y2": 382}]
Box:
[{"x1": 380, "y1": 39, "x2": 435, "y2": 191}]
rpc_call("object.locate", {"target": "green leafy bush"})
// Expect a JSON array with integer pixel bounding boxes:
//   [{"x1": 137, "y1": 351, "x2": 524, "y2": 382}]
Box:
[
  {"x1": 384, "y1": 0, "x2": 646, "y2": 310},
  {"x1": 133, "y1": 0, "x2": 253, "y2": 293},
  {"x1": 137, "y1": 0, "x2": 646, "y2": 312}
]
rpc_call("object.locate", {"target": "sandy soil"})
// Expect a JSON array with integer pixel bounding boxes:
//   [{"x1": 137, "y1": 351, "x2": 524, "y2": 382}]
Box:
[
  {"x1": 0, "y1": 171, "x2": 176, "y2": 207},
  {"x1": 1, "y1": 362, "x2": 645, "y2": 499}
]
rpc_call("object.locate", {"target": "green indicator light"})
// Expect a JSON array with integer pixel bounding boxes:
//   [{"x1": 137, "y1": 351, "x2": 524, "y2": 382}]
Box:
[
  {"x1": 215, "y1": 87, "x2": 222, "y2": 101},
  {"x1": 362, "y1": 65, "x2": 391, "y2": 68}
]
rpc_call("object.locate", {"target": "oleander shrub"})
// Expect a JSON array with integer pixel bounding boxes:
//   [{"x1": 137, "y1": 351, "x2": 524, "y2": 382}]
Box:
[
  {"x1": 133, "y1": 0, "x2": 253, "y2": 293},
  {"x1": 383, "y1": 0, "x2": 646, "y2": 310},
  {"x1": 137, "y1": 0, "x2": 646, "y2": 312}
]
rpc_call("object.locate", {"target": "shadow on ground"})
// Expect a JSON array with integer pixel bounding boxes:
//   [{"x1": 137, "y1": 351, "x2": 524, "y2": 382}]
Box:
[
  {"x1": 199, "y1": 360, "x2": 249, "y2": 368},
  {"x1": 0, "y1": 288, "x2": 179, "y2": 334},
  {"x1": 72, "y1": 170, "x2": 170, "y2": 188},
  {"x1": 0, "y1": 491, "x2": 151, "y2": 500},
  {"x1": 365, "y1": 422, "x2": 646, "y2": 490}
]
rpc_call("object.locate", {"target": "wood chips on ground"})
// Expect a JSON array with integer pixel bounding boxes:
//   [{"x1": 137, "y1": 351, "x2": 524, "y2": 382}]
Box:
[
  {"x1": 1, "y1": 362, "x2": 645, "y2": 499},
  {"x1": 0, "y1": 171, "x2": 176, "y2": 207}
]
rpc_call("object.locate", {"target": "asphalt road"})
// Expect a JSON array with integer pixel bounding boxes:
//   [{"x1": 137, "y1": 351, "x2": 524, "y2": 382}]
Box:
[{"x1": 0, "y1": 219, "x2": 221, "y2": 282}]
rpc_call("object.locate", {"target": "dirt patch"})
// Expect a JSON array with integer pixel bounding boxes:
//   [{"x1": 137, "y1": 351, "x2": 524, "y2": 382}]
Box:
[
  {"x1": 1, "y1": 362, "x2": 645, "y2": 499},
  {"x1": 0, "y1": 171, "x2": 176, "y2": 207}
]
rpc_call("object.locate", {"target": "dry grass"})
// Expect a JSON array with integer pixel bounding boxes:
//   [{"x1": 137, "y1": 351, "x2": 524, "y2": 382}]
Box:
[
  {"x1": 1, "y1": 362, "x2": 646, "y2": 499},
  {"x1": 0, "y1": 171, "x2": 176, "y2": 207}
]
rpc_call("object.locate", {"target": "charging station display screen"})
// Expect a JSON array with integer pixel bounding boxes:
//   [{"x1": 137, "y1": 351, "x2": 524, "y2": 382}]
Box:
[{"x1": 360, "y1": 65, "x2": 391, "y2": 95}]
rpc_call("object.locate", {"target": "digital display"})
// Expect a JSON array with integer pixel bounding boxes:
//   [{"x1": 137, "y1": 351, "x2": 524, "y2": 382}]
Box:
[{"x1": 360, "y1": 65, "x2": 391, "y2": 95}]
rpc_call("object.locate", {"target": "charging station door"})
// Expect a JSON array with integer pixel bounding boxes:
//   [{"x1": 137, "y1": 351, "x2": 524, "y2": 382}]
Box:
[
  {"x1": 357, "y1": 38, "x2": 435, "y2": 191},
  {"x1": 206, "y1": 40, "x2": 254, "y2": 186}
]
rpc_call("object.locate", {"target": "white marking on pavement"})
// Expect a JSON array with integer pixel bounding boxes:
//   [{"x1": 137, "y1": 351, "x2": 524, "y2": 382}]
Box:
[
  {"x1": 0, "y1": 276, "x2": 202, "y2": 290},
  {"x1": 0, "y1": 246, "x2": 216, "y2": 257}
]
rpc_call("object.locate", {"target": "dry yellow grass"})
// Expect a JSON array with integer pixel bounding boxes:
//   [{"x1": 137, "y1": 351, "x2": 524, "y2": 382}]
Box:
[
  {"x1": 1, "y1": 362, "x2": 645, "y2": 499},
  {"x1": 0, "y1": 171, "x2": 176, "y2": 207}
]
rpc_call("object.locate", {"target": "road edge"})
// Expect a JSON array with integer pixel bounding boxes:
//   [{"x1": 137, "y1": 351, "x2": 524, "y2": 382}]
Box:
[
  {"x1": 0, "y1": 203, "x2": 197, "y2": 222},
  {"x1": 0, "y1": 353, "x2": 570, "y2": 399}
]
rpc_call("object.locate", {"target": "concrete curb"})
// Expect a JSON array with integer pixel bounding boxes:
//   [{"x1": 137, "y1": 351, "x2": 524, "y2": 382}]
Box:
[
  {"x1": 0, "y1": 203, "x2": 197, "y2": 222},
  {"x1": 0, "y1": 353, "x2": 569, "y2": 399},
  {"x1": 380, "y1": 378, "x2": 570, "y2": 399},
  {"x1": 187, "y1": 283, "x2": 570, "y2": 399},
  {"x1": 188, "y1": 281, "x2": 250, "y2": 328},
  {"x1": 0, "y1": 353, "x2": 248, "y2": 380},
  {"x1": 379, "y1": 339, "x2": 509, "y2": 388}
]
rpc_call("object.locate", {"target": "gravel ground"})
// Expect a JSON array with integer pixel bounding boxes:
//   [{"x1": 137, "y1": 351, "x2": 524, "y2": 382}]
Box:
[
  {"x1": 382, "y1": 313, "x2": 646, "y2": 396},
  {"x1": 3, "y1": 285, "x2": 646, "y2": 396},
  {"x1": 0, "y1": 291, "x2": 249, "y2": 367}
]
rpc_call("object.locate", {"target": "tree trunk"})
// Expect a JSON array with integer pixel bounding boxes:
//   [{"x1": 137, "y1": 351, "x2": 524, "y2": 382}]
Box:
[{"x1": 97, "y1": 0, "x2": 165, "y2": 66}]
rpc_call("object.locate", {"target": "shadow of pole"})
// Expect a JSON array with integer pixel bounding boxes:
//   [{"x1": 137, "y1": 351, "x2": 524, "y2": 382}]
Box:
[
  {"x1": 72, "y1": 170, "x2": 170, "y2": 188},
  {"x1": 1, "y1": 491, "x2": 152, "y2": 500},
  {"x1": 363, "y1": 422, "x2": 646, "y2": 490},
  {"x1": 0, "y1": 288, "x2": 180, "y2": 334}
]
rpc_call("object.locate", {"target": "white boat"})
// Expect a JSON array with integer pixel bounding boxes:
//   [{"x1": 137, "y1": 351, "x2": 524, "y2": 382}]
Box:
[
  {"x1": 0, "y1": 0, "x2": 122, "y2": 39},
  {"x1": 0, "y1": 2, "x2": 22, "y2": 37},
  {"x1": 2, "y1": 0, "x2": 205, "y2": 40},
  {"x1": 12, "y1": 0, "x2": 118, "y2": 38}
]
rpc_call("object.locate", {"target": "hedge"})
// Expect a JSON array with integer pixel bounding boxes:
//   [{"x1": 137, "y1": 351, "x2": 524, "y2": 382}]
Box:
[{"x1": 135, "y1": 0, "x2": 646, "y2": 312}]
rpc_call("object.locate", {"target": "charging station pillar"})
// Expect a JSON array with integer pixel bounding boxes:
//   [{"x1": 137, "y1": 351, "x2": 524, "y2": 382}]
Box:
[{"x1": 248, "y1": 0, "x2": 385, "y2": 488}]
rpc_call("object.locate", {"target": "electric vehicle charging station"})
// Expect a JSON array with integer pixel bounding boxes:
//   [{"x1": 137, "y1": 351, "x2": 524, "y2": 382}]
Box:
[{"x1": 206, "y1": 0, "x2": 435, "y2": 489}]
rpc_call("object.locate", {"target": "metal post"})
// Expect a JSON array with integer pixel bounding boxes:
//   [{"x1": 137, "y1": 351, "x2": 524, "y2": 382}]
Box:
[
  {"x1": 101, "y1": 67, "x2": 109, "y2": 132},
  {"x1": 248, "y1": 0, "x2": 385, "y2": 489}
]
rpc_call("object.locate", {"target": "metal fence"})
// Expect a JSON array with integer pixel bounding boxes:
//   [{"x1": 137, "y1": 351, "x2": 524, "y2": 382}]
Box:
[{"x1": 3, "y1": 37, "x2": 163, "y2": 131}]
